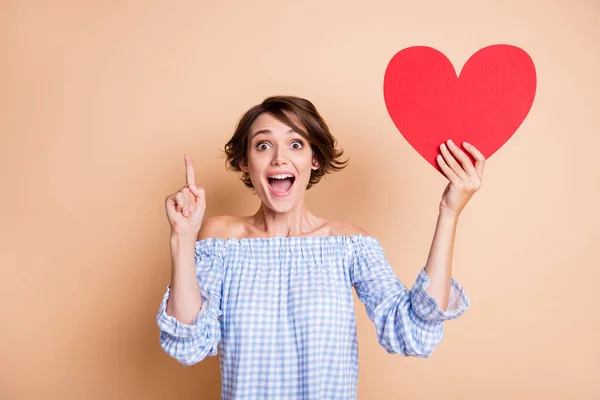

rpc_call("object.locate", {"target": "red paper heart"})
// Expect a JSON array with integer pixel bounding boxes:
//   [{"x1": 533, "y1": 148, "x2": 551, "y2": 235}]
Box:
[{"x1": 383, "y1": 44, "x2": 536, "y2": 174}]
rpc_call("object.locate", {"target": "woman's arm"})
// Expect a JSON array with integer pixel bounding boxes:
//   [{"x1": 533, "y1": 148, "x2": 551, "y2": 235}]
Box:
[
  {"x1": 157, "y1": 216, "x2": 227, "y2": 366},
  {"x1": 165, "y1": 233, "x2": 203, "y2": 324},
  {"x1": 423, "y1": 211, "x2": 459, "y2": 310},
  {"x1": 166, "y1": 216, "x2": 225, "y2": 323},
  {"x1": 424, "y1": 139, "x2": 486, "y2": 310}
]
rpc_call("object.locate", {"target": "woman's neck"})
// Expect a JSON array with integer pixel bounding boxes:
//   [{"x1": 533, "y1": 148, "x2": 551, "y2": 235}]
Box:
[{"x1": 250, "y1": 203, "x2": 327, "y2": 238}]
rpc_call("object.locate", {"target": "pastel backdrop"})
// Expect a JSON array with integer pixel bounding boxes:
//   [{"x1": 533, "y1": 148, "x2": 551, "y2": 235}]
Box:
[{"x1": 1, "y1": 1, "x2": 598, "y2": 399}]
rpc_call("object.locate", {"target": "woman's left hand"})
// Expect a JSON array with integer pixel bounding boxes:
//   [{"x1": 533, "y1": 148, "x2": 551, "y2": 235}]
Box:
[{"x1": 436, "y1": 139, "x2": 486, "y2": 218}]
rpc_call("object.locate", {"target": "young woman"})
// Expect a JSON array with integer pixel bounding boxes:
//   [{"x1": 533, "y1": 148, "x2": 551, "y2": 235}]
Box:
[{"x1": 157, "y1": 95, "x2": 485, "y2": 399}]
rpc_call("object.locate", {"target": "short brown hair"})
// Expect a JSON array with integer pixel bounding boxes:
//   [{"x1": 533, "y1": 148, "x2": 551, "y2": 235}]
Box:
[{"x1": 223, "y1": 95, "x2": 349, "y2": 190}]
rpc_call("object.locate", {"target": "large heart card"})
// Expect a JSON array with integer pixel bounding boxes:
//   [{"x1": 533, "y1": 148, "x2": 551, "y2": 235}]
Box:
[{"x1": 383, "y1": 44, "x2": 537, "y2": 174}]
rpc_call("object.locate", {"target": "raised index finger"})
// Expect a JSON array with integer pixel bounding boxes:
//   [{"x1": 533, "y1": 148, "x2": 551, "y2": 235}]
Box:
[{"x1": 184, "y1": 154, "x2": 196, "y2": 186}]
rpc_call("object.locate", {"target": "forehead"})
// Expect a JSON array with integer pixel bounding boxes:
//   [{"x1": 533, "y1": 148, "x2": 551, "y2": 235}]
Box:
[{"x1": 249, "y1": 112, "x2": 304, "y2": 138}]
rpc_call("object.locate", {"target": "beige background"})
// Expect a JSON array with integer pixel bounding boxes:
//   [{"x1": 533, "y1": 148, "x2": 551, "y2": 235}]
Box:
[{"x1": 1, "y1": 0, "x2": 599, "y2": 399}]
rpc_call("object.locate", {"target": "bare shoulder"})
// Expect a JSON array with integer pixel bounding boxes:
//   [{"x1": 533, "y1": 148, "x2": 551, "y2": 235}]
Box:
[
  {"x1": 198, "y1": 215, "x2": 240, "y2": 240},
  {"x1": 328, "y1": 220, "x2": 370, "y2": 237}
]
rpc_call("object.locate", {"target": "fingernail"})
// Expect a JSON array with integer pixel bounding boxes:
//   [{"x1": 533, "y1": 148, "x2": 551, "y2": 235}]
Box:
[
  {"x1": 448, "y1": 139, "x2": 454, "y2": 146},
  {"x1": 463, "y1": 141, "x2": 470, "y2": 147}
]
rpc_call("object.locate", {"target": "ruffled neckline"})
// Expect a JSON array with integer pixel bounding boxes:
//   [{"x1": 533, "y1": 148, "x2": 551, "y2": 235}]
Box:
[{"x1": 196, "y1": 234, "x2": 380, "y2": 248}]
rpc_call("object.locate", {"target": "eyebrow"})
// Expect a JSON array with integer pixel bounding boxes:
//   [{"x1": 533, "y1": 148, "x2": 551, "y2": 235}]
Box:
[{"x1": 251, "y1": 128, "x2": 295, "y2": 140}]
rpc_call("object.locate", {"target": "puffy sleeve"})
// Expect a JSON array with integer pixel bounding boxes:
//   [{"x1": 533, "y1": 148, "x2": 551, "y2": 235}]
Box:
[
  {"x1": 349, "y1": 235, "x2": 470, "y2": 358},
  {"x1": 156, "y1": 238, "x2": 226, "y2": 366}
]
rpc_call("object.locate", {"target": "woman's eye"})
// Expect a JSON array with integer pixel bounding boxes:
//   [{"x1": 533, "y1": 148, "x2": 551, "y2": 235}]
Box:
[
  {"x1": 256, "y1": 141, "x2": 303, "y2": 151},
  {"x1": 257, "y1": 142, "x2": 270, "y2": 151}
]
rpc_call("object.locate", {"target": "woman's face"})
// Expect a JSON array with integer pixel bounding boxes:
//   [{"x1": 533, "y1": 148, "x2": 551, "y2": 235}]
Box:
[{"x1": 241, "y1": 112, "x2": 319, "y2": 212}]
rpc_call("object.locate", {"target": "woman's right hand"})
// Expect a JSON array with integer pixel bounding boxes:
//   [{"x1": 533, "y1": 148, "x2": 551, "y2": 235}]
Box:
[{"x1": 165, "y1": 154, "x2": 206, "y2": 237}]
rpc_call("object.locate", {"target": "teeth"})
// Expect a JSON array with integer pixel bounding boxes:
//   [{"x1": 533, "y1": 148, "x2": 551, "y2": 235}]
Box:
[{"x1": 268, "y1": 174, "x2": 294, "y2": 179}]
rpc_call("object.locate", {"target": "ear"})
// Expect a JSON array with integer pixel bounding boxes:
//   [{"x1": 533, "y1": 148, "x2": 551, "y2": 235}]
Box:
[
  {"x1": 311, "y1": 155, "x2": 320, "y2": 170},
  {"x1": 239, "y1": 159, "x2": 249, "y2": 173}
]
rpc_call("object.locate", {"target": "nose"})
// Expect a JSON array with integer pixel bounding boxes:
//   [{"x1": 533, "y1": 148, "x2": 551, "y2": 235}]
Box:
[{"x1": 270, "y1": 146, "x2": 289, "y2": 166}]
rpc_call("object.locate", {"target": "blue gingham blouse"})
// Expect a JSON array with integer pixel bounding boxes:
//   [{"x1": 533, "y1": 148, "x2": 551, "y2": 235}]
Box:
[{"x1": 156, "y1": 234, "x2": 470, "y2": 399}]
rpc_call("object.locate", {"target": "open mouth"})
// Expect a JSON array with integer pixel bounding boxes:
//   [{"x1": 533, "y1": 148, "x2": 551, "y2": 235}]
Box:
[{"x1": 267, "y1": 175, "x2": 296, "y2": 196}]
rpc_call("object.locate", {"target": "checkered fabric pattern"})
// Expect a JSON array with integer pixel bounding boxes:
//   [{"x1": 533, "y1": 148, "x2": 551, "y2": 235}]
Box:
[{"x1": 157, "y1": 234, "x2": 470, "y2": 399}]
